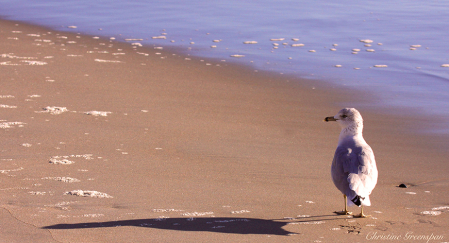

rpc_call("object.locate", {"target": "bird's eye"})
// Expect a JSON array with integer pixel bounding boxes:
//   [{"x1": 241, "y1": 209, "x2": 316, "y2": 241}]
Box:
[{"x1": 341, "y1": 115, "x2": 347, "y2": 118}]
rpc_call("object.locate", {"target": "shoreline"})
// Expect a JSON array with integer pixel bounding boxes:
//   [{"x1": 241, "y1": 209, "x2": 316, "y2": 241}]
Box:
[{"x1": 1, "y1": 19, "x2": 449, "y2": 242}]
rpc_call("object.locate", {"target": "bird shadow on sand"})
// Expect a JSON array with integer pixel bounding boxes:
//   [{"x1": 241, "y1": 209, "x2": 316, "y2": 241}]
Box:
[
  {"x1": 42, "y1": 217, "x2": 293, "y2": 235},
  {"x1": 42, "y1": 214, "x2": 346, "y2": 236}
]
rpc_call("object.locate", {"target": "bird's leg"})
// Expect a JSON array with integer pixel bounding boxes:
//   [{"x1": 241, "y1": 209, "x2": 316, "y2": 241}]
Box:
[
  {"x1": 354, "y1": 205, "x2": 370, "y2": 218},
  {"x1": 334, "y1": 194, "x2": 352, "y2": 215}
]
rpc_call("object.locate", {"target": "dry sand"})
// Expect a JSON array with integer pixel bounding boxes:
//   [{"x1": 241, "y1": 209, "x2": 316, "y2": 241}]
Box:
[{"x1": 1, "y1": 19, "x2": 449, "y2": 242}]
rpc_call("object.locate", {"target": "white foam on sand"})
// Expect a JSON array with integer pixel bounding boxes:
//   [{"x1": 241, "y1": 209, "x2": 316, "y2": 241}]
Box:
[
  {"x1": 49, "y1": 158, "x2": 75, "y2": 165},
  {"x1": 64, "y1": 190, "x2": 113, "y2": 198},
  {"x1": 181, "y1": 212, "x2": 214, "y2": 217},
  {"x1": 153, "y1": 209, "x2": 184, "y2": 213},
  {"x1": 0, "y1": 121, "x2": 26, "y2": 129},
  {"x1": 0, "y1": 167, "x2": 24, "y2": 174},
  {"x1": 94, "y1": 59, "x2": 123, "y2": 63},
  {"x1": 42, "y1": 177, "x2": 80, "y2": 183},
  {"x1": 84, "y1": 111, "x2": 112, "y2": 116},
  {"x1": 420, "y1": 211, "x2": 442, "y2": 216},
  {"x1": 49, "y1": 154, "x2": 94, "y2": 165},
  {"x1": 432, "y1": 206, "x2": 449, "y2": 211},
  {"x1": 39, "y1": 106, "x2": 68, "y2": 115},
  {"x1": 0, "y1": 104, "x2": 17, "y2": 108},
  {"x1": 231, "y1": 210, "x2": 250, "y2": 214},
  {"x1": 21, "y1": 60, "x2": 48, "y2": 65}
]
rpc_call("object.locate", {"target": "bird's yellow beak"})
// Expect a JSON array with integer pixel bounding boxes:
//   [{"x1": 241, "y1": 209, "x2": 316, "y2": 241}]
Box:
[{"x1": 324, "y1": 116, "x2": 337, "y2": 122}]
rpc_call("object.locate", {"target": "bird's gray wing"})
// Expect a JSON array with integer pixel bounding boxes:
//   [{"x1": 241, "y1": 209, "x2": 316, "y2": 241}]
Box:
[{"x1": 347, "y1": 145, "x2": 378, "y2": 197}]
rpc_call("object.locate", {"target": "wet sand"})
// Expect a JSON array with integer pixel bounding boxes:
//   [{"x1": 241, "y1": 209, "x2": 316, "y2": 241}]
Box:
[{"x1": 1, "y1": 19, "x2": 449, "y2": 242}]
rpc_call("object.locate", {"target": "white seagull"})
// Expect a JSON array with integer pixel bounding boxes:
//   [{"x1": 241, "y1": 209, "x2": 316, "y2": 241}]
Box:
[{"x1": 324, "y1": 108, "x2": 378, "y2": 218}]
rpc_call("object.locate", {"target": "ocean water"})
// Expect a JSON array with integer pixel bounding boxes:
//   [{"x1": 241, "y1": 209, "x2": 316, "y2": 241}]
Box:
[{"x1": 1, "y1": 0, "x2": 449, "y2": 132}]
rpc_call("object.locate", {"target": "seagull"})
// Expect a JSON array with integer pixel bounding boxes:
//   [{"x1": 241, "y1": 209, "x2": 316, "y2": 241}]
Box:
[{"x1": 324, "y1": 108, "x2": 378, "y2": 218}]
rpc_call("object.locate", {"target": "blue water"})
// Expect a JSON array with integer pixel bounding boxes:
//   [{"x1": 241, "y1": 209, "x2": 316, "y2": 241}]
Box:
[{"x1": 1, "y1": 0, "x2": 449, "y2": 132}]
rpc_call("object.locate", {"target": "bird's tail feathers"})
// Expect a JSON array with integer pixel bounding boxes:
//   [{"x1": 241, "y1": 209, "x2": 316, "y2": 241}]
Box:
[{"x1": 347, "y1": 173, "x2": 371, "y2": 207}]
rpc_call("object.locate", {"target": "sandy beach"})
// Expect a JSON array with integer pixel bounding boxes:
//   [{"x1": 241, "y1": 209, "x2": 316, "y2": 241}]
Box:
[{"x1": 1, "y1": 19, "x2": 449, "y2": 242}]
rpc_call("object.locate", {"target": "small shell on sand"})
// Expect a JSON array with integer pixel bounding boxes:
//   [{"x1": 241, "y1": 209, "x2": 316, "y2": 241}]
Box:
[
  {"x1": 441, "y1": 64, "x2": 449, "y2": 67},
  {"x1": 230, "y1": 54, "x2": 245, "y2": 58},
  {"x1": 270, "y1": 38, "x2": 285, "y2": 41},
  {"x1": 152, "y1": 36, "x2": 166, "y2": 39},
  {"x1": 65, "y1": 190, "x2": 113, "y2": 198},
  {"x1": 67, "y1": 26, "x2": 77, "y2": 29},
  {"x1": 374, "y1": 64, "x2": 388, "y2": 68},
  {"x1": 125, "y1": 38, "x2": 143, "y2": 41},
  {"x1": 212, "y1": 40, "x2": 221, "y2": 43},
  {"x1": 330, "y1": 48, "x2": 337, "y2": 51},
  {"x1": 308, "y1": 50, "x2": 316, "y2": 52},
  {"x1": 352, "y1": 49, "x2": 361, "y2": 52},
  {"x1": 243, "y1": 41, "x2": 258, "y2": 44},
  {"x1": 84, "y1": 111, "x2": 112, "y2": 116},
  {"x1": 410, "y1": 45, "x2": 421, "y2": 48},
  {"x1": 292, "y1": 38, "x2": 300, "y2": 41},
  {"x1": 335, "y1": 65, "x2": 342, "y2": 68},
  {"x1": 366, "y1": 49, "x2": 375, "y2": 52},
  {"x1": 291, "y1": 43, "x2": 304, "y2": 47}
]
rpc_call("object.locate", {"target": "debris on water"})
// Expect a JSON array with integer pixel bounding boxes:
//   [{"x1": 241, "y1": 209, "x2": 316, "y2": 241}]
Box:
[{"x1": 360, "y1": 39, "x2": 373, "y2": 43}]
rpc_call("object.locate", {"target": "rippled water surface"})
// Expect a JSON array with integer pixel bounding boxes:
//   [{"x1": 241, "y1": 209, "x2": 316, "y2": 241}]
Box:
[{"x1": 1, "y1": 0, "x2": 449, "y2": 131}]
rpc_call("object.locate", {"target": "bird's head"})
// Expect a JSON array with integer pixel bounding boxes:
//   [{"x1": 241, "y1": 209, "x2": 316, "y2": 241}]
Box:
[{"x1": 324, "y1": 108, "x2": 363, "y2": 129}]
